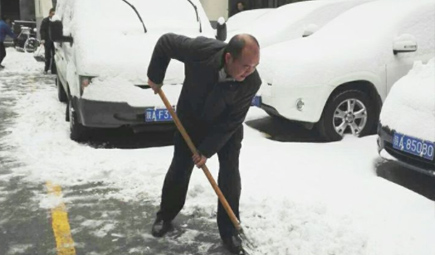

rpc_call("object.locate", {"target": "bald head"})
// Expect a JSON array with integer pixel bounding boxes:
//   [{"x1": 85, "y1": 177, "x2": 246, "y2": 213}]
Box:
[
  {"x1": 225, "y1": 34, "x2": 259, "y2": 61},
  {"x1": 224, "y1": 34, "x2": 260, "y2": 82}
]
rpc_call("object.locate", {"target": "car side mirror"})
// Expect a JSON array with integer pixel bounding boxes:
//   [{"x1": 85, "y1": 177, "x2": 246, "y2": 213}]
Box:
[
  {"x1": 302, "y1": 24, "x2": 318, "y2": 37},
  {"x1": 49, "y1": 20, "x2": 73, "y2": 45},
  {"x1": 393, "y1": 34, "x2": 417, "y2": 54},
  {"x1": 216, "y1": 17, "x2": 227, "y2": 41}
]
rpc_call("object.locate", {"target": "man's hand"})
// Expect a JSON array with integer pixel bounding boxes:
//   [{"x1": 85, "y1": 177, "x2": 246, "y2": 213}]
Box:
[
  {"x1": 40, "y1": 40, "x2": 45, "y2": 45},
  {"x1": 192, "y1": 153, "x2": 207, "y2": 168},
  {"x1": 148, "y1": 79, "x2": 161, "y2": 94}
]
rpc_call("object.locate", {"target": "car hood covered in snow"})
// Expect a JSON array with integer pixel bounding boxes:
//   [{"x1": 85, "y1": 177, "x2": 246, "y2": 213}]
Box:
[{"x1": 380, "y1": 58, "x2": 435, "y2": 142}]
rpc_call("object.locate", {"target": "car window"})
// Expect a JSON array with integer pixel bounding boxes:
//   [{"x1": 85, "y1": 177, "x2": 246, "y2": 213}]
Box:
[{"x1": 396, "y1": 6, "x2": 435, "y2": 58}]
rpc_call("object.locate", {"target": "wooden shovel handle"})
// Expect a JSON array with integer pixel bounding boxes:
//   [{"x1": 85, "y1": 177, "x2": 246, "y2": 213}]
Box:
[{"x1": 157, "y1": 89, "x2": 241, "y2": 231}]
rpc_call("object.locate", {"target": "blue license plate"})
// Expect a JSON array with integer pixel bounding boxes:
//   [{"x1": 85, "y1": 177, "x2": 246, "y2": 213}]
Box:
[
  {"x1": 393, "y1": 132, "x2": 435, "y2": 160},
  {"x1": 145, "y1": 108, "x2": 173, "y2": 122},
  {"x1": 251, "y1": 95, "x2": 261, "y2": 107}
]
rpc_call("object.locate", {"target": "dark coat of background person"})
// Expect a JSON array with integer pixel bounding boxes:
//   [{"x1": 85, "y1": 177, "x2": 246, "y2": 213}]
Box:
[
  {"x1": 39, "y1": 14, "x2": 56, "y2": 73},
  {"x1": 0, "y1": 18, "x2": 16, "y2": 67}
]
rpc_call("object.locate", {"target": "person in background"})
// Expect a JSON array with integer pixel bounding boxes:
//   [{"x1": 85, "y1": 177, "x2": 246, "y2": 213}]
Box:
[
  {"x1": 39, "y1": 8, "x2": 56, "y2": 74},
  {"x1": 233, "y1": 1, "x2": 246, "y2": 16},
  {"x1": 0, "y1": 17, "x2": 16, "y2": 70}
]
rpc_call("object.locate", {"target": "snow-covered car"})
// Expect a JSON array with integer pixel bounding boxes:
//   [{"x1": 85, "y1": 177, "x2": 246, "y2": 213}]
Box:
[
  {"x1": 256, "y1": 0, "x2": 435, "y2": 141},
  {"x1": 377, "y1": 59, "x2": 435, "y2": 175},
  {"x1": 226, "y1": 0, "x2": 373, "y2": 48},
  {"x1": 225, "y1": 8, "x2": 273, "y2": 36},
  {"x1": 49, "y1": 0, "x2": 217, "y2": 141}
]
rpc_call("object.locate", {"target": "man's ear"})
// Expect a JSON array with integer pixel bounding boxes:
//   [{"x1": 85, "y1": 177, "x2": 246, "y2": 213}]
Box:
[{"x1": 224, "y1": 52, "x2": 232, "y2": 64}]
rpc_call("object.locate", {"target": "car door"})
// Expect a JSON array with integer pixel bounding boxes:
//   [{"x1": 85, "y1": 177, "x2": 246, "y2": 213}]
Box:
[{"x1": 386, "y1": 3, "x2": 435, "y2": 93}]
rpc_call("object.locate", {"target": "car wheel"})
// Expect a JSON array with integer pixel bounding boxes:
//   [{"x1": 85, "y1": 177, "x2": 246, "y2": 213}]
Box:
[
  {"x1": 317, "y1": 89, "x2": 376, "y2": 141},
  {"x1": 56, "y1": 78, "x2": 67, "y2": 103},
  {"x1": 23, "y1": 38, "x2": 38, "y2": 53},
  {"x1": 68, "y1": 98, "x2": 87, "y2": 141}
]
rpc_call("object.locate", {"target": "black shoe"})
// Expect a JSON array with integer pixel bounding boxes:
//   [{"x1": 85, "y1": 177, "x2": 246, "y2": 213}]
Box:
[
  {"x1": 222, "y1": 235, "x2": 246, "y2": 255},
  {"x1": 151, "y1": 218, "x2": 173, "y2": 237},
  {"x1": 0, "y1": 65, "x2": 5, "y2": 69}
]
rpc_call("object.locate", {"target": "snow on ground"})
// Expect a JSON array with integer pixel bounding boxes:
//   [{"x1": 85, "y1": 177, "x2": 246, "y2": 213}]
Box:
[
  {"x1": 1, "y1": 48, "x2": 435, "y2": 255},
  {"x1": 0, "y1": 49, "x2": 43, "y2": 74}
]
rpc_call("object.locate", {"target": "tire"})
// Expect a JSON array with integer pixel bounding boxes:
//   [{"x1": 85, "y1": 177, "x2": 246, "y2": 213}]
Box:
[
  {"x1": 317, "y1": 90, "x2": 376, "y2": 141},
  {"x1": 24, "y1": 38, "x2": 39, "y2": 53},
  {"x1": 56, "y1": 77, "x2": 67, "y2": 103},
  {"x1": 68, "y1": 98, "x2": 87, "y2": 141}
]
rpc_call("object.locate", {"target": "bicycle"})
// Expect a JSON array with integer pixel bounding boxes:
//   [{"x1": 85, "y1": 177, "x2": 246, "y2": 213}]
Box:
[{"x1": 15, "y1": 26, "x2": 41, "y2": 53}]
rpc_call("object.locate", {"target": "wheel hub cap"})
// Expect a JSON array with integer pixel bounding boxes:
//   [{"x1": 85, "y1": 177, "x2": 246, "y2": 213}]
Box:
[{"x1": 345, "y1": 113, "x2": 355, "y2": 123}]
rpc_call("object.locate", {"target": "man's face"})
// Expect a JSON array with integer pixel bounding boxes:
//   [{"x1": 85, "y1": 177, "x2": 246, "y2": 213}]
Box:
[
  {"x1": 237, "y1": 3, "x2": 244, "y2": 11},
  {"x1": 49, "y1": 11, "x2": 55, "y2": 18},
  {"x1": 225, "y1": 46, "x2": 260, "y2": 82}
]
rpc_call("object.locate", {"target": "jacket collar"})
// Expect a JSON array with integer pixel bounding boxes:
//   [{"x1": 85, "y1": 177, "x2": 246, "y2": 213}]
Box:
[
  {"x1": 211, "y1": 47, "x2": 226, "y2": 71},
  {"x1": 212, "y1": 47, "x2": 237, "y2": 82}
]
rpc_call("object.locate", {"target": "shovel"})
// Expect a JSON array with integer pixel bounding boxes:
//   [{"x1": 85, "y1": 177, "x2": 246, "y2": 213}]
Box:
[{"x1": 157, "y1": 89, "x2": 254, "y2": 253}]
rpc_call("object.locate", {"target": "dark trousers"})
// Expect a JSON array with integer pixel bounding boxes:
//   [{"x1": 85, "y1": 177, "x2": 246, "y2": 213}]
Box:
[
  {"x1": 44, "y1": 41, "x2": 56, "y2": 73},
  {"x1": 0, "y1": 42, "x2": 6, "y2": 65},
  {"x1": 157, "y1": 125, "x2": 243, "y2": 239}
]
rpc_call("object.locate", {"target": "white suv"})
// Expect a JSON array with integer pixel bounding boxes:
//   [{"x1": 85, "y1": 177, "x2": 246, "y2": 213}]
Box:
[
  {"x1": 257, "y1": 0, "x2": 435, "y2": 141},
  {"x1": 50, "y1": 0, "x2": 217, "y2": 141}
]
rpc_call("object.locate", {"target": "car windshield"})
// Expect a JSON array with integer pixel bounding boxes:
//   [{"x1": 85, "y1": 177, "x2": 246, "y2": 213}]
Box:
[
  {"x1": 126, "y1": 0, "x2": 201, "y2": 33},
  {"x1": 70, "y1": 0, "x2": 203, "y2": 36}
]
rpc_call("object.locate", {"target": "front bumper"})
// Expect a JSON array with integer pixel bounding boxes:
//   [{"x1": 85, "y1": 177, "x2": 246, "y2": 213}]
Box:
[
  {"x1": 377, "y1": 123, "x2": 435, "y2": 175},
  {"x1": 259, "y1": 84, "x2": 331, "y2": 123},
  {"x1": 73, "y1": 97, "x2": 175, "y2": 132}
]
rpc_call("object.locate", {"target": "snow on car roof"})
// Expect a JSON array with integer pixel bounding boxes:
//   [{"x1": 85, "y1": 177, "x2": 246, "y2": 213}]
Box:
[
  {"x1": 57, "y1": 0, "x2": 212, "y2": 35},
  {"x1": 314, "y1": 0, "x2": 435, "y2": 38},
  {"x1": 54, "y1": 0, "x2": 214, "y2": 85},
  {"x1": 380, "y1": 58, "x2": 435, "y2": 142},
  {"x1": 228, "y1": 0, "x2": 373, "y2": 47},
  {"x1": 226, "y1": 8, "x2": 273, "y2": 33}
]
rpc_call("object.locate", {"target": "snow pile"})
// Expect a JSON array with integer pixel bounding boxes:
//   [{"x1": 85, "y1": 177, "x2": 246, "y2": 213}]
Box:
[
  {"x1": 0, "y1": 48, "x2": 44, "y2": 74},
  {"x1": 380, "y1": 58, "x2": 435, "y2": 141}
]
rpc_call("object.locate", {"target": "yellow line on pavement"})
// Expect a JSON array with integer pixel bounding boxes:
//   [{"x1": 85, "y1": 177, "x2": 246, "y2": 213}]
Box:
[{"x1": 46, "y1": 181, "x2": 76, "y2": 255}]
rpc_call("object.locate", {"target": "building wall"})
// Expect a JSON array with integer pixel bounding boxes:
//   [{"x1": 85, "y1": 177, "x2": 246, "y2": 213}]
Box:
[
  {"x1": 20, "y1": 0, "x2": 35, "y2": 20},
  {"x1": 0, "y1": 0, "x2": 20, "y2": 20},
  {"x1": 0, "y1": 0, "x2": 35, "y2": 20}
]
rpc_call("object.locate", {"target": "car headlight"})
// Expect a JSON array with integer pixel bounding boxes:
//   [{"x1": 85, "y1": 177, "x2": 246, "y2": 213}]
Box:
[{"x1": 79, "y1": 76, "x2": 95, "y2": 96}]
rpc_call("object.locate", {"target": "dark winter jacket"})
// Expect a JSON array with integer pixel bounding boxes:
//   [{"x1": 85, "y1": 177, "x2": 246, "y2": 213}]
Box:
[
  {"x1": 147, "y1": 33, "x2": 262, "y2": 158},
  {"x1": 40, "y1": 17, "x2": 51, "y2": 42},
  {"x1": 0, "y1": 20, "x2": 15, "y2": 42}
]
